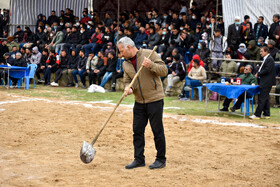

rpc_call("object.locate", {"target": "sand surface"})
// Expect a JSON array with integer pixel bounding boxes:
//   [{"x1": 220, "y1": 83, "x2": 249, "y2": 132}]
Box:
[{"x1": 0, "y1": 91, "x2": 280, "y2": 186}]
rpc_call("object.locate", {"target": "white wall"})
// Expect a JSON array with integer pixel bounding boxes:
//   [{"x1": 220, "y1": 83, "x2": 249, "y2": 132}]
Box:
[{"x1": 0, "y1": 0, "x2": 10, "y2": 9}]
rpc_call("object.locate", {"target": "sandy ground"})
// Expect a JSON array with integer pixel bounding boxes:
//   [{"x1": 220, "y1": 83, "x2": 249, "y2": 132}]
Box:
[{"x1": 0, "y1": 91, "x2": 280, "y2": 187}]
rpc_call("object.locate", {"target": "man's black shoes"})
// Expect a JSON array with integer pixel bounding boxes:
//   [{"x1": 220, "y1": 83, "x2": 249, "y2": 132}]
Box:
[
  {"x1": 125, "y1": 160, "x2": 145, "y2": 169},
  {"x1": 220, "y1": 107, "x2": 228, "y2": 112},
  {"x1": 149, "y1": 160, "x2": 166, "y2": 169}
]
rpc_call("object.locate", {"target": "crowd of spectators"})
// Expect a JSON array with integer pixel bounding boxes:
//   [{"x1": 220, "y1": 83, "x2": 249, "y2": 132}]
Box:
[{"x1": 0, "y1": 2, "x2": 279, "y2": 107}]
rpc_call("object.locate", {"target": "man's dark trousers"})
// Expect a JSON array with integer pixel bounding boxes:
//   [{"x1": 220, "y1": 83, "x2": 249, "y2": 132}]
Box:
[
  {"x1": 133, "y1": 99, "x2": 166, "y2": 163},
  {"x1": 255, "y1": 86, "x2": 272, "y2": 117}
]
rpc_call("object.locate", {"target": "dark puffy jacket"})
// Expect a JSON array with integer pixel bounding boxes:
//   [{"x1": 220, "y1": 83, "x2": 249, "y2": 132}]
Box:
[
  {"x1": 105, "y1": 57, "x2": 117, "y2": 72},
  {"x1": 77, "y1": 56, "x2": 87, "y2": 69},
  {"x1": 68, "y1": 54, "x2": 79, "y2": 69},
  {"x1": 60, "y1": 54, "x2": 70, "y2": 69}
]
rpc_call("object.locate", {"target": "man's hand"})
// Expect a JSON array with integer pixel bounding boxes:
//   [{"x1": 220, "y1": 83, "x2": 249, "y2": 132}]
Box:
[
  {"x1": 276, "y1": 35, "x2": 280, "y2": 40},
  {"x1": 87, "y1": 70, "x2": 90, "y2": 73},
  {"x1": 41, "y1": 66, "x2": 45, "y2": 69},
  {"x1": 78, "y1": 68, "x2": 81, "y2": 71},
  {"x1": 142, "y1": 57, "x2": 151, "y2": 68},
  {"x1": 172, "y1": 71, "x2": 177, "y2": 76},
  {"x1": 68, "y1": 69, "x2": 71, "y2": 73},
  {"x1": 117, "y1": 70, "x2": 121, "y2": 73},
  {"x1": 124, "y1": 86, "x2": 133, "y2": 97},
  {"x1": 48, "y1": 65, "x2": 52, "y2": 68},
  {"x1": 255, "y1": 73, "x2": 258, "y2": 78},
  {"x1": 94, "y1": 69, "x2": 100, "y2": 73}
]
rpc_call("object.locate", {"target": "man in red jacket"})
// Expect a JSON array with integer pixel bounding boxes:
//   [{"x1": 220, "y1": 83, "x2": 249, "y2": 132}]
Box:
[{"x1": 83, "y1": 27, "x2": 103, "y2": 55}]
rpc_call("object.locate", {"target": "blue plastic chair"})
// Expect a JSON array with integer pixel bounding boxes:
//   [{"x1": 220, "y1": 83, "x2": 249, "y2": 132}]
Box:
[
  {"x1": 191, "y1": 86, "x2": 203, "y2": 101},
  {"x1": 18, "y1": 64, "x2": 37, "y2": 89},
  {"x1": 184, "y1": 51, "x2": 190, "y2": 64},
  {"x1": 234, "y1": 96, "x2": 254, "y2": 116}
]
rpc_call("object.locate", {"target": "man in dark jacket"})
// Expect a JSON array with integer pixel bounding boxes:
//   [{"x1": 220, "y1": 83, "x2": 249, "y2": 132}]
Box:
[
  {"x1": 195, "y1": 41, "x2": 210, "y2": 65},
  {"x1": 9, "y1": 52, "x2": 27, "y2": 86},
  {"x1": 62, "y1": 26, "x2": 80, "y2": 52},
  {"x1": 72, "y1": 49, "x2": 87, "y2": 88},
  {"x1": 268, "y1": 14, "x2": 280, "y2": 40},
  {"x1": 227, "y1": 16, "x2": 243, "y2": 50},
  {"x1": 250, "y1": 47, "x2": 276, "y2": 119},
  {"x1": 13, "y1": 26, "x2": 24, "y2": 43},
  {"x1": 44, "y1": 50, "x2": 60, "y2": 85},
  {"x1": 99, "y1": 51, "x2": 117, "y2": 87},
  {"x1": 1, "y1": 53, "x2": 15, "y2": 85},
  {"x1": 254, "y1": 16, "x2": 268, "y2": 42},
  {"x1": 0, "y1": 39, "x2": 9, "y2": 63},
  {"x1": 36, "y1": 48, "x2": 48, "y2": 83},
  {"x1": 51, "y1": 49, "x2": 70, "y2": 86},
  {"x1": 47, "y1": 11, "x2": 59, "y2": 26},
  {"x1": 134, "y1": 26, "x2": 148, "y2": 49},
  {"x1": 64, "y1": 49, "x2": 79, "y2": 87}
]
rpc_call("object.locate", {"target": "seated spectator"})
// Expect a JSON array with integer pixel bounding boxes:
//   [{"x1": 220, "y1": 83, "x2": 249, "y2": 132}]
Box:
[
  {"x1": 237, "y1": 53, "x2": 254, "y2": 75},
  {"x1": 110, "y1": 53, "x2": 124, "y2": 92},
  {"x1": 257, "y1": 37, "x2": 267, "y2": 47},
  {"x1": 92, "y1": 51, "x2": 107, "y2": 85},
  {"x1": 226, "y1": 45, "x2": 238, "y2": 60},
  {"x1": 35, "y1": 26, "x2": 47, "y2": 51},
  {"x1": 83, "y1": 27, "x2": 103, "y2": 55},
  {"x1": 20, "y1": 27, "x2": 36, "y2": 49},
  {"x1": 219, "y1": 53, "x2": 238, "y2": 80},
  {"x1": 142, "y1": 26, "x2": 160, "y2": 49},
  {"x1": 75, "y1": 25, "x2": 90, "y2": 54},
  {"x1": 62, "y1": 26, "x2": 80, "y2": 53},
  {"x1": 13, "y1": 26, "x2": 24, "y2": 43},
  {"x1": 187, "y1": 54, "x2": 204, "y2": 73},
  {"x1": 246, "y1": 40, "x2": 260, "y2": 60},
  {"x1": 220, "y1": 65, "x2": 257, "y2": 112},
  {"x1": 64, "y1": 49, "x2": 79, "y2": 87},
  {"x1": 9, "y1": 52, "x2": 27, "y2": 86},
  {"x1": 72, "y1": 49, "x2": 87, "y2": 88},
  {"x1": 101, "y1": 26, "x2": 114, "y2": 51},
  {"x1": 195, "y1": 41, "x2": 210, "y2": 66},
  {"x1": 165, "y1": 54, "x2": 186, "y2": 94},
  {"x1": 1, "y1": 53, "x2": 14, "y2": 85},
  {"x1": 267, "y1": 40, "x2": 279, "y2": 60},
  {"x1": 242, "y1": 22, "x2": 255, "y2": 45},
  {"x1": 100, "y1": 51, "x2": 117, "y2": 87},
  {"x1": 10, "y1": 46, "x2": 18, "y2": 59},
  {"x1": 47, "y1": 26, "x2": 64, "y2": 53},
  {"x1": 30, "y1": 46, "x2": 41, "y2": 65},
  {"x1": 56, "y1": 27, "x2": 72, "y2": 54},
  {"x1": 24, "y1": 48, "x2": 32, "y2": 64},
  {"x1": 80, "y1": 11, "x2": 91, "y2": 24},
  {"x1": 51, "y1": 49, "x2": 70, "y2": 87},
  {"x1": 134, "y1": 26, "x2": 148, "y2": 49},
  {"x1": 84, "y1": 51, "x2": 99, "y2": 86},
  {"x1": 44, "y1": 50, "x2": 60, "y2": 85},
  {"x1": 47, "y1": 10, "x2": 59, "y2": 26},
  {"x1": 237, "y1": 43, "x2": 247, "y2": 59},
  {"x1": 179, "y1": 59, "x2": 206, "y2": 100},
  {"x1": 36, "y1": 48, "x2": 48, "y2": 83},
  {"x1": 157, "y1": 27, "x2": 170, "y2": 56}
]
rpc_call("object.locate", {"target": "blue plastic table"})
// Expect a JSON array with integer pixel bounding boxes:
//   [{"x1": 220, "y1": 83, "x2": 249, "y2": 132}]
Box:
[
  {"x1": 204, "y1": 83, "x2": 260, "y2": 119},
  {"x1": 0, "y1": 65, "x2": 29, "y2": 89}
]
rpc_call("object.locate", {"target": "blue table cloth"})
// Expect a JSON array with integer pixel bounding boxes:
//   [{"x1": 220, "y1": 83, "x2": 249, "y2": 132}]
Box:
[
  {"x1": 0, "y1": 65, "x2": 29, "y2": 78},
  {"x1": 205, "y1": 83, "x2": 260, "y2": 99}
]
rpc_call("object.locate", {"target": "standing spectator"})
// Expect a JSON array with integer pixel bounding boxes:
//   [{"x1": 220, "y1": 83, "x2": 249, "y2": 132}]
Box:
[
  {"x1": 104, "y1": 12, "x2": 113, "y2": 27},
  {"x1": 30, "y1": 46, "x2": 42, "y2": 65},
  {"x1": 72, "y1": 49, "x2": 87, "y2": 88},
  {"x1": 0, "y1": 39, "x2": 9, "y2": 63},
  {"x1": 272, "y1": 24, "x2": 280, "y2": 49},
  {"x1": 220, "y1": 64, "x2": 257, "y2": 112},
  {"x1": 99, "y1": 52, "x2": 117, "y2": 87},
  {"x1": 195, "y1": 41, "x2": 210, "y2": 64},
  {"x1": 13, "y1": 26, "x2": 24, "y2": 43},
  {"x1": 110, "y1": 53, "x2": 124, "y2": 92},
  {"x1": 227, "y1": 16, "x2": 243, "y2": 50},
  {"x1": 47, "y1": 10, "x2": 59, "y2": 26},
  {"x1": 179, "y1": 1, "x2": 188, "y2": 14},
  {"x1": 51, "y1": 49, "x2": 69, "y2": 87},
  {"x1": 254, "y1": 16, "x2": 268, "y2": 42},
  {"x1": 84, "y1": 51, "x2": 98, "y2": 86},
  {"x1": 209, "y1": 28, "x2": 227, "y2": 71},
  {"x1": 44, "y1": 50, "x2": 60, "y2": 85},
  {"x1": 242, "y1": 22, "x2": 255, "y2": 46},
  {"x1": 165, "y1": 54, "x2": 186, "y2": 94},
  {"x1": 250, "y1": 47, "x2": 276, "y2": 119},
  {"x1": 64, "y1": 49, "x2": 79, "y2": 87},
  {"x1": 241, "y1": 15, "x2": 252, "y2": 33},
  {"x1": 268, "y1": 14, "x2": 280, "y2": 40},
  {"x1": 36, "y1": 48, "x2": 48, "y2": 83}
]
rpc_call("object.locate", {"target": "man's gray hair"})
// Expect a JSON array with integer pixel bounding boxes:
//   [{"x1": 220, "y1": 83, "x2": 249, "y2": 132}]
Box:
[
  {"x1": 245, "y1": 64, "x2": 253, "y2": 71},
  {"x1": 117, "y1": 36, "x2": 135, "y2": 49}
]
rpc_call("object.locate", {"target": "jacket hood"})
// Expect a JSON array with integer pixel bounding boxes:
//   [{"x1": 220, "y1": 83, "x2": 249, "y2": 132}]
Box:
[
  {"x1": 32, "y1": 46, "x2": 39, "y2": 54},
  {"x1": 248, "y1": 40, "x2": 256, "y2": 49}
]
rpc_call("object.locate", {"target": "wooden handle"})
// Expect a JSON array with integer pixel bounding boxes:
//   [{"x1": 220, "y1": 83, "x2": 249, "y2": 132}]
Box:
[{"x1": 90, "y1": 46, "x2": 157, "y2": 145}]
